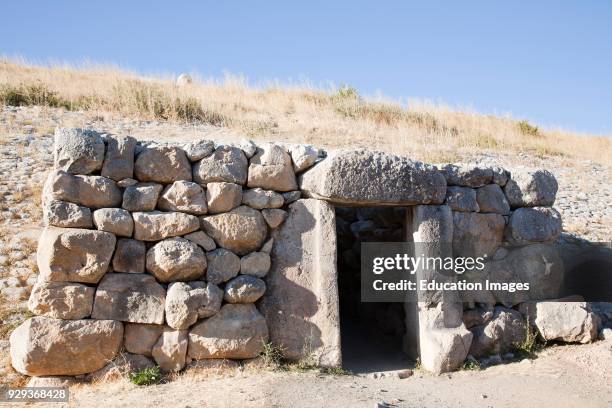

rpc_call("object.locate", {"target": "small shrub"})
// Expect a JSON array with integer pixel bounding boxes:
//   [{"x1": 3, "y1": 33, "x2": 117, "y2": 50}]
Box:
[
  {"x1": 512, "y1": 318, "x2": 543, "y2": 358},
  {"x1": 460, "y1": 359, "x2": 481, "y2": 371},
  {"x1": 128, "y1": 366, "x2": 162, "y2": 386},
  {"x1": 260, "y1": 341, "x2": 285, "y2": 370},
  {"x1": 517, "y1": 120, "x2": 539, "y2": 137},
  {"x1": 333, "y1": 84, "x2": 359, "y2": 100},
  {"x1": 0, "y1": 82, "x2": 69, "y2": 108}
]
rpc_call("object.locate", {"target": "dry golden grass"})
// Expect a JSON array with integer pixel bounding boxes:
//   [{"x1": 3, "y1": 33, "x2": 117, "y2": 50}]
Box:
[{"x1": 1, "y1": 58, "x2": 610, "y2": 164}]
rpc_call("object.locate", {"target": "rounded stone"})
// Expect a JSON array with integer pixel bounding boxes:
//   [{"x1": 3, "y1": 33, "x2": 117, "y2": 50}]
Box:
[
  {"x1": 146, "y1": 237, "x2": 207, "y2": 282},
  {"x1": 206, "y1": 248, "x2": 240, "y2": 284},
  {"x1": 200, "y1": 205, "x2": 268, "y2": 255},
  {"x1": 224, "y1": 275, "x2": 266, "y2": 303}
]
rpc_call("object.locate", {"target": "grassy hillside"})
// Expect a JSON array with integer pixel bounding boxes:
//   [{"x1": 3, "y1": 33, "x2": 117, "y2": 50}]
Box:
[{"x1": 1, "y1": 59, "x2": 610, "y2": 164}]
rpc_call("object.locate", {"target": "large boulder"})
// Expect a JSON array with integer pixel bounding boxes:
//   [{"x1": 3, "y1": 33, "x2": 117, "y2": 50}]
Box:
[
  {"x1": 165, "y1": 282, "x2": 223, "y2": 330},
  {"x1": 54, "y1": 128, "x2": 105, "y2": 175},
  {"x1": 441, "y1": 164, "x2": 493, "y2": 188},
  {"x1": 91, "y1": 273, "x2": 166, "y2": 324},
  {"x1": 10, "y1": 317, "x2": 123, "y2": 376},
  {"x1": 193, "y1": 145, "x2": 248, "y2": 185},
  {"x1": 28, "y1": 281, "x2": 95, "y2": 320},
  {"x1": 259, "y1": 199, "x2": 341, "y2": 366},
  {"x1": 133, "y1": 211, "x2": 199, "y2": 241},
  {"x1": 122, "y1": 183, "x2": 163, "y2": 212},
  {"x1": 92, "y1": 208, "x2": 133, "y2": 237},
  {"x1": 468, "y1": 307, "x2": 526, "y2": 358},
  {"x1": 37, "y1": 227, "x2": 116, "y2": 284},
  {"x1": 248, "y1": 143, "x2": 297, "y2": 191},
  {"x1": 452, "y1": 212, "x2": 505, "y2": 258},
  {"x1": 188, "y1": 304, "x2": 268, "y2": 359},
  {"x1": 206, "y1": 248, "x2": 240, "y2": 284},
  {"x1": 444, "y1": 186, "x2": 479, "y2": 212},
  {"x1": 206, "y1": 182, "x2": 242, "y2": 214},
  {"x1": 43, "y1": 200, "x2": 93, "y2": 228},
  {"x1": 124, "y1": 323, "x2": 163, "y2": 357},
  {"x1": 101, "y1": 134, "x2": 137, "y2": 181},
  {"x1": 112, "y1": 238, "x2": 146, "y2": 273},
  {"x1": 201, "y1": 206, "x2": 267, "y2": 255},
  {"x1": 224, "y1": 275, "x2": 266, "y2": 303},
  {"x1": 158, "y1": 181, "x2": 208, "y2": 215},
  {"x1": 299, "y1": 149, "x2": 446, "y2": 205},
  {"x1": 476, "y1": 184, "x2": 510, "y2": 215},
  {"x1": 504, "y1": 168, "x2": 558, "y2": 208},
  {"x1": 519, "y1": 301, "x2": 599, "y2": 343},
  {"x1": 152, "y1": 327, "x2": 188, "y2": 372},
  {"x1": 146, "y1": 237, "x2": 207, "y2": 282},
  {"x1": 134, "y1": 146, "x2": 192, "y2": 183},
  {"x1": 44, "y1": 170, "x2": 122, "y2": 209},
  {"x1": 483, "y1": 243, "x2": 564, "y2": 305},
  {"x1": 506, "y1": 207, "x2": 562, "y2": 244}
]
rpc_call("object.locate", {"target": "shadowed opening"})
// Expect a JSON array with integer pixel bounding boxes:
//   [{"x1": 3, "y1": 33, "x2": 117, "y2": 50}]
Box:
[{"x1": 335, "y1": 206, "x2": 413, "y2": 373}]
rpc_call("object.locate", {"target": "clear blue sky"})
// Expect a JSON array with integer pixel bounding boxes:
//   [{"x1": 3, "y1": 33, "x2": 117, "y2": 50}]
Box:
[{"x1": 2, "y1": 1, "x2": 611, "y2": 135}]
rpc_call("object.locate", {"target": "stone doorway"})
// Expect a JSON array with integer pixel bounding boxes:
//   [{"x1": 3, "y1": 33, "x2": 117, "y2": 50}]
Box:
[{"x1": 335, "y1": 206, "x2": 414, "y2": 373}]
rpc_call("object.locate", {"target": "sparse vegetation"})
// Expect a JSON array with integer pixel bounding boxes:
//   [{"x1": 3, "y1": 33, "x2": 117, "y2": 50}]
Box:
[
  {"x1": 128, "y1": 366, "x2": 163, "y2": 386},
  {"x1": 260, "y1": 341, "x2": 285, "y2": 370},
  {"x1": 461, "y1": 358, "x2": 481, "y2": 371},
  {"x1": 513, "y1": 319, "x2": 544, "y2": 358},
  {"x1": 0, "y1": 59, "x2": 609, "y2": 164},
  {"x1": 518, "y1": 120, "x2": 540, "y2": 137}
]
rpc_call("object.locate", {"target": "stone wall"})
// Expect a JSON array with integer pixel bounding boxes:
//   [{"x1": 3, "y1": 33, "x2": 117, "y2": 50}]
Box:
[
  {"x1": 10, "y1": 128, "x2": 318, "y2": 377},
  {"x1": 8, "y1": 127, "x2": 598, "y2": 379}
]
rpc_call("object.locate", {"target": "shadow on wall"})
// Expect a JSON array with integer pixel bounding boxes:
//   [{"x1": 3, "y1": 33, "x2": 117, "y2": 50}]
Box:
[
  {"x1": 559, "y1": 240, "x2": 612, "y2": 303},
  {"x1": 259, "y1": 200, "x2": 324, "y2": 361}
]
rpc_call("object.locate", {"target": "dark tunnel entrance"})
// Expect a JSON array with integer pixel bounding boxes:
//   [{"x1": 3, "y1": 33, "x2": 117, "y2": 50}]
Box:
[{"x1": 336, "y1": 206, "x2": 413, "y2": 373}]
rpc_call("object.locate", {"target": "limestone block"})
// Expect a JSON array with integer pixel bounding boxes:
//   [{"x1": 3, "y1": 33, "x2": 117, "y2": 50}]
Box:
[
  {"x1": 206, "y1": 182, "x2": 242, "y2": 214},
  {"x1": 201, "y1": 206, "x2": 267, "y2": 255},
  {"x1": 10, "y1": 317, "x2": 123, "y2": 376},
  {"x1": 299, "y1": 150, "x2": 446, "y2": 205},
  {"x1": 188, "y1": 304, "x2": 268, "y2": 359},
  {"x1": 44, "y1": 170, "x2": 122, "y2": 209},
  {"x1": 122, "y1": 183, "x2": 163, "y2": 212},
  {"x1": 93, "y1": 208, "x2": 133, "y2": 237},
  {"x1": 133, "y1": 211, "x2": 199, "y2": 241},
  {"x1": 158, "y1": 181, "x2": 208, "y2": 214},
  {"x1": 28, "y1": 281, "x2": 95, "y2": 319},
  {"x1": 54, "y1": 128, "x2": 105, "y2": 175},
  {"x1": 146, "y1": 237, "x2": 207, "y2": 282},
  {"x1": 247, "y1": 143, "x2": 297, "y2": 191},
  {"x1": 91, "y1": 273, "x2": 166, "y2": 324},
  {"x1": 101, "y1": 134, "x2": 137, "y2": 181},
  {"x1": 134, "y1": 146, "x2": 192, "y2": 183},
  {"x1": 37, "y1": 227, "x2": 116, "y2": 284},
  {"x1": 193, "y1": 145, "x2": 248, "y2": 185},
  {"x1": 259, "y1": 199, "x2": 341, "y2": 366}
]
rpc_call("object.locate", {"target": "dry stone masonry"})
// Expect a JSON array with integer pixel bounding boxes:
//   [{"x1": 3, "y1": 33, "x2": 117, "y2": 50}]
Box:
[{"x1": 8, "y1": 127, "x2": 600, "y2": 381}]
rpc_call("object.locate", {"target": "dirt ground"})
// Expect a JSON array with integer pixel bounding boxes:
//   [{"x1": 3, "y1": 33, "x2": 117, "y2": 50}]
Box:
[{"x1": 7, "y1": 340, "x2": 603, "y2": 408}]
